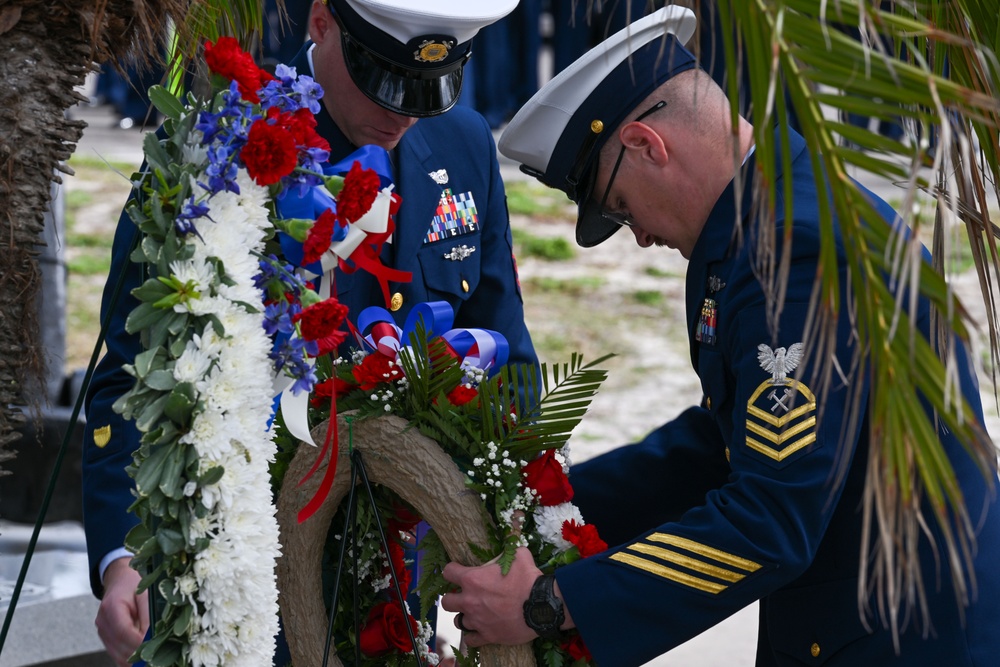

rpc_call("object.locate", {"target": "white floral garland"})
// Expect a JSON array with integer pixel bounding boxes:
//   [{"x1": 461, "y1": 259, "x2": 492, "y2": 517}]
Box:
[{"x1": 168, "y1": 167, "x2": 280, "y2": 666}]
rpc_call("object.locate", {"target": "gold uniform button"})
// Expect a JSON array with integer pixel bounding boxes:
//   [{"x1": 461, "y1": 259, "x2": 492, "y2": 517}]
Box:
[
  {"x1": 94, "y1": 425, "x2": 111, "y2": 448},
  {"x1": 810, "y1": 643, "x2": 820, "y2": 658},
  {"x1": 461, "y1": 279, "x2": 470, "y2": 293},
  {"x1": 390, "y1": 292, "x2": 404, "y2": 311},
  {"x1": 706, "y1": 396, "x2": 712, "y2": 409},
  {"x1": 724, "y1": 447, "x2": 730, "y2": 462}
]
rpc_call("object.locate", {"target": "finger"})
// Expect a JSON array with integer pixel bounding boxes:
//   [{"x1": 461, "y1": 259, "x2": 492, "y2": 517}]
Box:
[
  {"x1": 439, "y1": 591, "x2": 462, "y2": 613},
  {"x1": 137, "y1": 589, "x2": 150, "y2": 635},
  {"x1": 463, "y1": 631, "x2": 489, "y2": 648},
  {"x1": 441, "y1": 561, "x2": 468, "y2": 584}
]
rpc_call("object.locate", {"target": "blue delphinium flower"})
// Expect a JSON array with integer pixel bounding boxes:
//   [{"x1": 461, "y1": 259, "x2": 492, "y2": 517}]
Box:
[
  {"x1": 174, "y1": 196, "x2": 211, "y2": 237},
  {"x1": 292, "y1": 75, "x2": 324, "y2": 115}
]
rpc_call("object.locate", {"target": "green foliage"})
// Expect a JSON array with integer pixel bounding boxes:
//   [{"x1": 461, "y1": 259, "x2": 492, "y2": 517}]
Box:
[{"x1": 513, "y1": 228, "x2": 576, "y2": 261}]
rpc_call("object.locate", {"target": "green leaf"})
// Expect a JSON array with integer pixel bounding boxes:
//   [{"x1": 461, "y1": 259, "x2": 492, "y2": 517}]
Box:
[
  {"x1": 156, "y1": 527, "x2": 185, "y2": 556},
  {"x1": 125, "y1": 302, "x2": 165, "y2": 335},
  {"x1": 164, "y1": 382, "x2": 197, "y2": 425},
  {"x1": 135, "y1": 394, "x2": 171, "y2": 433},
  {"x1": 144, "y1": 369, "x2": 177, "y2": 392},
  {"x1": 133, "y1": 443, "x2": 172, "y2": 495},
  {"x1": 148, "y1": 85, "x2": 185, "y2": 120}
]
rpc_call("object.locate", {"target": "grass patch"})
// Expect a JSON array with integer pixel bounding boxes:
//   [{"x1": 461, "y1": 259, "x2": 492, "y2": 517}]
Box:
[
  {"x1": 68, "y1": 154, "x2": 138, "y2": 174},
  {"x1": 512, "y1": 228, "x2": 575, "y2": 261},
  {"x1": 505, "y1": 181, "x2": 574, "y2": 219},
  {"x1": 631, "y1": 290, "x2": 664, "y2": 306},
  {"x1": 644, "y1": 265, "x2": 682, "y2": 279},
  {"x1": 524, "y1": 275, "x2": 605, "y2": 295},
  {"x1": 68, "y1": 252, "x2": 112, "y2": 276}
]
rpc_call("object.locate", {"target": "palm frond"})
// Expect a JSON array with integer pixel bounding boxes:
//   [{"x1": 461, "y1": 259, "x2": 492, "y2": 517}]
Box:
[{"x1": 703, "y1": 0, "x2": 1000, "y2": 637}]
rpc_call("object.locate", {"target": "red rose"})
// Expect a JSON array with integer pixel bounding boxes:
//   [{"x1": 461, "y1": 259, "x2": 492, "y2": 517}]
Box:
[
  {"x1": 522, "y1": 449, "x2": 574, "y2": 506},
  {"x1": 385, "y1": 540, "x2": 412, "y2": 593},
  {"x1": 352, "y1": 352, "x2": 402, "y2": 391},
  {"x1": 561, "y1": 632, "x2": 593, "y2": 662},
  {"x1": 309, "y1": 376, "x2": 357, "y2": 409},
  {"x1": 293, "y1": 298, "x2": 349, "y2": 356},
  {"x1": 445, "y1": 384, "x2": 479, "y2": 407},
  {"x1": 242, "y1": 119, "x2": 298, "y2": 185},
  {"x1": 204, "y1": 37, "x2": 274, "y2": 103},
  {"x1": 337, "y1": 160, "x2": 381, "y2": 223},
  {"x1": 302, "y1": 209, "x2": 338, "y2": 264},
  {"x1": 358, "y1": 601, "x2": 419, "y2": 657},
  {"x1": 387, "y1": 501, "x2": 422, "y2": 533},
  {"x1": 561, "y1": 520, "x2": 607, "y2": 558}
]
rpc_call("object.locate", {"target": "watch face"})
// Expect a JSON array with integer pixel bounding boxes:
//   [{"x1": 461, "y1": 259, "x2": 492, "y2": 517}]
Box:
[{"x1": 528, "y1": 602, "x2": 556, "y2": 626}]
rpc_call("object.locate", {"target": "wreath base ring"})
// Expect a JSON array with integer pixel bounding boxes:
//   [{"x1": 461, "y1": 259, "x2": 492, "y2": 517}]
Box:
[{"x1": 276, "y1": 414, "x2": 536, "y2": 666}]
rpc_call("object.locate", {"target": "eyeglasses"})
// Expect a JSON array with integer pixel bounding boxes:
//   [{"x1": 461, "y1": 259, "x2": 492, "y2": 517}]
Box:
[{"x1": 598, "y1": 100, "x2": 667, "y2": 228}]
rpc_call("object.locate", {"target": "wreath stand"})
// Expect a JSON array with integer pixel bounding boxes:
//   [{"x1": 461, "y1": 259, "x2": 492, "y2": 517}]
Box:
[{"x1": 276, "y1": 414, "x2": 536, "y2": 667}]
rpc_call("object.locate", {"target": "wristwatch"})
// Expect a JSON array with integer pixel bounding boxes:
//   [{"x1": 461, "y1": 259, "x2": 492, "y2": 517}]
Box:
[{"x1": 522, "y1": 574, "x2": 565, "y2": 639}]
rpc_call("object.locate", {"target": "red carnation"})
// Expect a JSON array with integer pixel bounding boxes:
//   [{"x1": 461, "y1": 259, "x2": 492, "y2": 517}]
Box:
[
  {"x1": 445, "y1": 384, "x2": 479, "y2": 407},
  {"x1": 522, "y1": 449, "x2": 574, "y2": 506},
  {"x1": 309, "y1": 376, "x2": 357, "y2": 409},
  {"x1": 561, "y1": 633, "x2": 593, "y2": 662},
  {"x1": 293, "y1": 298, "x2": 349, "y2": 356},
  {"x1": 561, "y1": 520, "x2": 608, "y2": 558},
  {"x1": 337, "y1": 160, "x2": 382, "y2": 223},
  {"x1": 352, "y1": 352, "x2": 402, "y2": 391},
  {"x1": 242, "y1": 119, "x2": 298, "y2": 185},
  {"x1": 302, "y1": 209, "x2": 339, "y2": 264},
  {"x1": 358, "y1": 601, "x2": 419, "y2": 657},
  {"x1": 204, "y1": 37, "x2": 274, "y2": 103}
]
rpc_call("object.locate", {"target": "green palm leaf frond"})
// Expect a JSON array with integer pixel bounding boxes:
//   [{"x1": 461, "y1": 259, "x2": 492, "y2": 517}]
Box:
[
  {"x1": 693, "y1": 0, "x2": 1000, "y2": 641},
  {"x1": 497, "y1": 353, "x2": 614, "y2": 457}
]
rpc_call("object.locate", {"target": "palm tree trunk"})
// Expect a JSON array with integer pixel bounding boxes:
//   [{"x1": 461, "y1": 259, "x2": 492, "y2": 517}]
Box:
[{"x1": 0, "y1": 2, "x2": 92, "y2": 470}]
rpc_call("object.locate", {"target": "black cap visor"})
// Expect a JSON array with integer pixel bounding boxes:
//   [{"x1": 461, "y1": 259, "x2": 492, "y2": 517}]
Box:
[
  {"x1": 341, "y1": 30, "x2": 467, "y2": 118},
  {"x1": 574, "y1": 162, "x2": 623, "y2": 248}
]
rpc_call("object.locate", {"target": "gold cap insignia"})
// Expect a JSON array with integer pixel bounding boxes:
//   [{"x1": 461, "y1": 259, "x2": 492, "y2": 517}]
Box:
[
  {"x1": 414, "y1": 40, "x2": 454, "y2": 63},
  {"x1": 94, "y1": 425, "x2": 112, "y2": 448}
]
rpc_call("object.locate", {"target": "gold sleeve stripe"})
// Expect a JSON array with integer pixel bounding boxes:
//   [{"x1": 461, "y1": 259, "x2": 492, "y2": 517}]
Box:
[
  {"x1": 745, "y1": 416, "x2": 816, "y2": 444},
  {"x1": 646, "y1": 533, "x2": 761, "y2": 572},
  {"x1": 609, "y1": 553, "x2": 727, "y2": 594},
  {"x1": 747, "y1": 432, "x2": 817, "y2": 461},
  {"x1": 627, "y1": 543, "x2": 746, "y2": 583},
  {"x1": 747, "y1": 402, "x2": 815, "y2": 427}
]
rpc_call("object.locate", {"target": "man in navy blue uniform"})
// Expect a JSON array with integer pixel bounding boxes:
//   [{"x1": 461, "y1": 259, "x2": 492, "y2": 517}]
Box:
[
  {"x1": 83, "y1": 0, "x2": 536, "y2": 664},
  {"x1": 441, "y1": 7, "x2": 1000, "y2": 666}
]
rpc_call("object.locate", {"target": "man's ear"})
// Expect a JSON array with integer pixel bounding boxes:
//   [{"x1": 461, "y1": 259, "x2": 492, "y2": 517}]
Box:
[
  {"x1": 619, "y1": 121, "x2": 668, "y2": 167},
  {"x1": 309, "y1": 0, "x2": 335, "y2": 44}
]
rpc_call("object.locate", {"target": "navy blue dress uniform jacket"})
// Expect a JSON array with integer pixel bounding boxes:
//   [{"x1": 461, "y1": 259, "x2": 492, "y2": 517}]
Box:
[
  {"x1": 562, "y1": 130, "x2": 1000, "y2": 666},
  {"x1": 81, "y1": 46, "x2": 536, "y2": 597}
]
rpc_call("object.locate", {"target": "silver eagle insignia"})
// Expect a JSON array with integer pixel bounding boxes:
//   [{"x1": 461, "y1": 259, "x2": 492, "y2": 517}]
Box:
[{"x1": 757, "y1": 342, "x2": 804, "y2": 385}]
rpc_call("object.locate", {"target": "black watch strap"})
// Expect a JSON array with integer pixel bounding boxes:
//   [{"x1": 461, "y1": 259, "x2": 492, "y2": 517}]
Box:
[{"x1": 522, "y1": 573, "x2": 565, "y2": 640}]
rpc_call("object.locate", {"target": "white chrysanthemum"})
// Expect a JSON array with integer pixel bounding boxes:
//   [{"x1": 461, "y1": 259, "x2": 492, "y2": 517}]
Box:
[
  {"x1": 169, "y1": 257, "x2": 214, "y2": 292},
  {"x1": 183, "y1": 131, "x2": 208, "y2": 167},
  {"x1": 534, "y1": 502, "x2": 584, "y2": 552},
  {"x1": 187, "y1": 632, "x2": 222, "y2": 667},
  {"x1": 173, "y1": 342, "x2": 214, "y2": 383}
]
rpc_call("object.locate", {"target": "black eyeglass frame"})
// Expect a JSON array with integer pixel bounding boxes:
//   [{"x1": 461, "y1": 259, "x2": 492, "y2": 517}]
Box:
[{"x1": 597, "y1": 100, "x2": 667, "y2": 228}]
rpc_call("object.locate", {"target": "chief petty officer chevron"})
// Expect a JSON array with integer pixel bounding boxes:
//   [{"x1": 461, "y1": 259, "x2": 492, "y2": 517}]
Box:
[
  {"x1": 439, "y1": 7, "x2": 1000, "y2": 666},
  {"x1": 81, "y1": 0, "x2": 537, "y2": 664}
]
